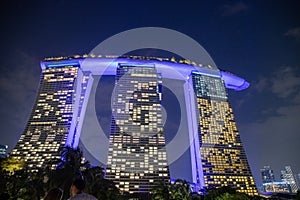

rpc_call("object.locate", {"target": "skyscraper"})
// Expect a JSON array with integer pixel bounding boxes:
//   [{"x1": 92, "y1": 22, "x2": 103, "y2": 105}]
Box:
[
  {"x1": 0, "y1": 144, "x2": 8, "y2": 158},
  {"x1": 281, "y1": 166, "x2": 299, "y2": 193},
  {"x1": 11, "y1": 55, "x2": 257, "y2": 195},
  {"x1": 10, "y1": 64, "x2": 81, "y2": 171},
  {"x1": 190, "y1": 72, "x2": 257, "y2": 195},
  {"x1": 105, "y1": 64, "x2": 169, "y2": 193},
  {"x1": 297, "y1": 174, "x2": 300, "y2": 189},
  {"x1": 261, "y1": 166, "x2": 275, "y2": 184}
]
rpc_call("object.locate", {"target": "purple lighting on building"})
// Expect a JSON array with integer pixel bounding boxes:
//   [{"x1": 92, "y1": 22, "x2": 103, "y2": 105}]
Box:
[
  {"x1": 220, "y1": 70, "x2": 250, "y2": 91},
  {"x1": 41, "y1": 58, "x2": 250, "y2": 91}
]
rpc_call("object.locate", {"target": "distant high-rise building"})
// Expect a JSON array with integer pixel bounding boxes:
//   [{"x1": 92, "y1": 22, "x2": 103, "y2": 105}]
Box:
[
  {"x1": 11, "y1": 55, "x2": 257, "y2": 195},
  {"x1": 261, "y1": 166, "x2": 275, "y2": 183},
  {"x1": 0, "y1": 144, "x2": 8, "y2": 158},
  {"x1": 297, "y1": 173, "x2": 300, "y2": 189},
  {"x1": 281, "y1": 166, "x2": 299, "y2": 193}
]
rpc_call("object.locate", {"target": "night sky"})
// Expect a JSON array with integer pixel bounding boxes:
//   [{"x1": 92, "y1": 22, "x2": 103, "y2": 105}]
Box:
[{"x1": 1, "y1": 0, "x2": 300, "y2": 188}]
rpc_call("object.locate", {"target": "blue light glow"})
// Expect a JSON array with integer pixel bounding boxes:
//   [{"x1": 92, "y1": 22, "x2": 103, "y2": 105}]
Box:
[
  {"x1": 263, "y1": 182, "x2": 290, "y2": 185},
  {"x1": 191, "y1": 70, "x2": 221, "y2": 78},
  {"x1": 46, "y1": 62, "x2": 80, "y2": 68},
  {"x1": 37, "y1": 57, "x2": 251, "y2": 191},
  {"x1": 118, "y1": 63, "x2": 155, "y2": 68},
  {"x1": 42, "y1": 58, "x2": 249, "y2": 91},
  {"x1": 220, "y1": 71, "x2": 250, "y2": 91}
]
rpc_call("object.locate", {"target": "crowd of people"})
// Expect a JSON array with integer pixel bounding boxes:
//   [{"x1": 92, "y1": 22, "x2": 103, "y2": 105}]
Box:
[{"x1": 44, "y1": 178, "x2": 97, "y2": 200}]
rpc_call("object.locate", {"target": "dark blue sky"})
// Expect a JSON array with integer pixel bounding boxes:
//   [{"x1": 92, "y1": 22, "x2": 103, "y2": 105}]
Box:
[{"x1": 0, "y1": 0, "x2": 299, "y2": 188}]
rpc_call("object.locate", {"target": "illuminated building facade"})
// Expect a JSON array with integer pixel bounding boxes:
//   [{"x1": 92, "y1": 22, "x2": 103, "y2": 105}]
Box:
[
  {"x1": 262, "y1": 182, "x2": 291, "y2": 193},
  {"x1": 10, "y1": 64, "x2": 85, "y2": 171},
  {"x1": 298, "y1": 174, "x2": 300, "y2": 189},
  {"x1": 10, "y1": 63, "x2": 92, "y2": 171},
  {"x1": 281, "y1": 166, "x2": 299, "y2": 193},
  {"x1": 106, "y1": 64, "x2": 169, "y2": 193},
  {"x1": 11, "y1": 55, "x2": 257, "y2": 194},
  {"x1": 0, "y1": 144, "x2": 8, "y2": 158},
  {"x1": 190, "y1": 72, "x2": 257, "y2": 195},
  {"x1": 261, "y1": 166, "x2": 276, "y2": 184}
]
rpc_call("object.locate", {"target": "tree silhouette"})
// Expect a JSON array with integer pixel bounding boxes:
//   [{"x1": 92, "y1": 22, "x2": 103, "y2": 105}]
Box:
[
  {"x1": 83, "y1": 166, "x2": 122, "y2": 199},
  {"x1": 46, "y1": 146, "x2": 122, "y2": 200},
  {"x1": 296, "y1": 190, "x2": 300, "y2": 200},
  {"x1": 152, "y1": 179, "x2": 197, "y2": 200},
  {"x1": 169, "y1": 179, "x2": 192, "y2": 200},
  {"x1": 0, "y1": 157, "x2": 25, "y2": 174},
  {"x1": 151, "y1": 180, "x2": 170, "y2": 200}
]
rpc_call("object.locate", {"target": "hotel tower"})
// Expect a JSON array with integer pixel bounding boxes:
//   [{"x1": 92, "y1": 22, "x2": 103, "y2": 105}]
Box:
[{"x1": 11, "y1": 54, "x2": 257, "y2": 195}]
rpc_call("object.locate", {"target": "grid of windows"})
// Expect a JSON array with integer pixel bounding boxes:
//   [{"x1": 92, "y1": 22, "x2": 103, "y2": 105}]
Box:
[
  {"x1": 0, "y1": 144, "x2": 8, "y2": 158},
  {"x1": 192, "y1": 72, "x2": 258, "y2": 195},
  {"x1": 10, "y1": 57, "x2": 255, "y2": 195},
  {"x1": 281, "y1": 166, "x2": 299, "y2": 193},
  {"x1": 192, "y1": 74, "x2": 227, "y2": 100},
  {"x1": 11, "y1": 66, "x2": 79, "y2": 171},
  {"x1": 106, "y1": 64, "x2": 170, "y2": 193}
]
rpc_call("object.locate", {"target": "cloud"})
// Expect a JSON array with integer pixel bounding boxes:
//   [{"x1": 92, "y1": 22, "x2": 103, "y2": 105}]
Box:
[
  {"x1": 253, "y1": 76, "x2": 268, "y2": 92},
  {"x1": 284, "y1": 27, "x2": 300, "y2": 41},
  {"x1": 0, "y1": 50, "x2": 40, "y2": 150},
  {"x1": 240, "y1": 103, "x2": 300, "y2": 186},
  {"x1": 0, "y1": 52, "x2": 40, "y2": 101},
  {"x1": 239, "y1": 66, "x2": 300, "y2": 186},
  {"x1": 221, "y1": 2, "x2": 249, "y2": 16},
  {"x1": 292, "y1": 90, "x2": 300, "y2": 103},
  {"x1": 270, "y1": 66, "x2": 300, "y2": 98},
  {"x1": 253, "y1": 66, "x2": 300, "y2": 99}
]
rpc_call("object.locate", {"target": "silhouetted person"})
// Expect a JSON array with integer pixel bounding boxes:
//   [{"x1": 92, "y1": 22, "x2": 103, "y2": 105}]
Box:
[
  {"x1": 69, "y1": 178, "x2": 97, "y2": 200},
  {"x1": 44, "y1": 188, "x2": 63, "y2": 200}
]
